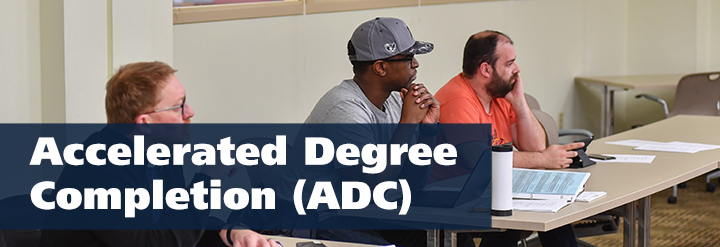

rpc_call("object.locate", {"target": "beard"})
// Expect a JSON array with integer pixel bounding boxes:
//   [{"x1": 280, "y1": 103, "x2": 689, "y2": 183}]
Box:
[{"x1": 486, "y1": 70, "x2": 517, "y2": 98}]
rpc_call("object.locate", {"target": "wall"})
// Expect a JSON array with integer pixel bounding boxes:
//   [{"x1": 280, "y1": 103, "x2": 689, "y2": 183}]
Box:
[
  {"x1": 174, "y1": 0, "x2": 629, "y2": 133},
  {"x1": 1, "y1": 0, "x2": 718, "y2": 220},
  {"x1": 0, "y1": 0, "x2": 175, "y2": 124},
  {"x1": 63, "y1": 0, "x2": 175, "y2": 123},
  {"x1": 40, "y1": 0, "x2": 66, "y2": 123},
  {"x1": 3, "y1": 0, "x2": 716, "y2": 129},
  {"x1": 2, "y1": 0, "x2": 717, "y2": 128},
  {"x1": 0, "y1": 0, "x2": 174, "y2": 199},
  {"x1": 712, "y1": 1, "x2": 720, "y2": 70},
  {"x1": 0, "y1": 0, "x2": 41, "y2": 123},
  {"x1": 174, "y1": 0, "x2": 719, "y2": 136},
  {"x1": 613, "y1": 0, "x2": 719, "y2": 133}
]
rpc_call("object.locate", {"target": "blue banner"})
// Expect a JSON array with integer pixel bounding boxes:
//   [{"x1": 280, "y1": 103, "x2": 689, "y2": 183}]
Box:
[{"x1": 0, "y1": 124, "x2": 491, "y2": 231}]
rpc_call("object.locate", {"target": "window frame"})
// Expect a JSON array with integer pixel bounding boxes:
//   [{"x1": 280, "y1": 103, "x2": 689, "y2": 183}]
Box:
[
  {"x1": 305, "y1": 0, "x2": 416, "y2": 14},
  {"x1": 173, "y1": 1, "x2": 303, "y2": 24},
  {"x1": 172, "y1": 0, "x2": 504, "y2": 24}
]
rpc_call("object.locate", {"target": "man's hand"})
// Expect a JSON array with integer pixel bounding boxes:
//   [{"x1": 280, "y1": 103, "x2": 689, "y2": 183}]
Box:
[
  {"x1": 400, "y1": 83, "x2": 439, "y2": 124},
  {"x1": 220, "y1": 229, "x2": 281, "y2": 247},
  {"x1": 399, "y1": 83, "x2": 430, "y2": 124},
  {"x1": 411, "y1": 84, "x2": 440, "y2": 124},
  {"x1": 540, "y1": 142, "x2": 585, "y2": 169},
  {"x1": 503, "y1": 74, "x2": 525, "y2": 107}
]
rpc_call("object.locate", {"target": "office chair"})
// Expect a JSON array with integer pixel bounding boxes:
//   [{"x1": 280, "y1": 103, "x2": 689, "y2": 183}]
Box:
[
  {"x1": 635, "y1": 72, "x2": 720, "y2": 203},
  {"x1": 226, "y1": 137, "x2": 318, "y2": 239},
  {"x1": 525, "y1": 94, "x2": 594, "y2": 145},
  {"x1": 520, "y1": 94, "x2": 620, "y2": 247},
  {"x1": 240, "y1": 137, "x2": 289, "y2": 189}
]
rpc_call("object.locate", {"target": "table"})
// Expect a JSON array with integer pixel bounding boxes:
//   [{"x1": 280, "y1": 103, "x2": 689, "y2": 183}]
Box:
[
  {"x1": 340, "y1": 115, "x2": 720, "y2": 247},
  {"x1": 582, "y1": 115, "x2": 720, "y2": 246},
  {"x1": 575, "y1": 74, "x2": 683, "y2": 137}
]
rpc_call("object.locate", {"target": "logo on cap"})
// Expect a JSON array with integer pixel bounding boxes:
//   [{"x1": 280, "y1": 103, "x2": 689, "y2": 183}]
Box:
[{"x1": 384, "y1": 42, "x2": 397, "y2": 53}]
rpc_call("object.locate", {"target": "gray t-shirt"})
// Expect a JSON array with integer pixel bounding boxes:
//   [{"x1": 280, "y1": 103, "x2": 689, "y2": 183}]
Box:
[
  {"x1": 305, "y1": 79, "x2": 403, "y2": 124},
  {"x1": 283, "y1": 79, "x2": 406, "y2": 219}
]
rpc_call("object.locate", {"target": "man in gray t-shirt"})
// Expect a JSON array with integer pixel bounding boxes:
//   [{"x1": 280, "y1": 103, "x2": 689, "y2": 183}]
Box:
[
  {"x1": 305, "y1": 79, "x2": 403, "y2": 124},
  {"x1": 306, "y1": 16, "x2": 438, "y2": 128},
  {"x1": 304, "y1": 16, "x2": 439, "y2": 186},
  {"x1": 295, "y1": 17, "x2": 440, "y2": 245}
]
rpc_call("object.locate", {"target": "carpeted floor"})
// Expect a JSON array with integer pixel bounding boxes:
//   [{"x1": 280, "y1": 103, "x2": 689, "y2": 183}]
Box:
[{"x1": 581, "y1": 175, "x2": 720, "y2": 246}]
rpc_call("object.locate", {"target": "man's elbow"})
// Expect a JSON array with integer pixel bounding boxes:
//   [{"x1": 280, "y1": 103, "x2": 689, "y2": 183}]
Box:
[{"x1": 516, "y1": 141, "x2": 545, "y2": 152}]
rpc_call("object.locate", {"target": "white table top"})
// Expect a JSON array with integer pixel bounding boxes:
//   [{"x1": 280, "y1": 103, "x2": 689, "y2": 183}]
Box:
[
  {"x1": 575, "y1": 74, "x2": 684, "y2": 90},
  {"x1": 340, "y1": 115, "x2": 720, "y2": 232},
  {"x1": 502, "y1": 115, "x2": 720, "y2": 230}
]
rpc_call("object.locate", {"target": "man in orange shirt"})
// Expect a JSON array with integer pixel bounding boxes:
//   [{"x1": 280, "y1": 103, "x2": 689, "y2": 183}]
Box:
[{"x1": 434, "y1": 31, "x2": 583, "y2": 247}]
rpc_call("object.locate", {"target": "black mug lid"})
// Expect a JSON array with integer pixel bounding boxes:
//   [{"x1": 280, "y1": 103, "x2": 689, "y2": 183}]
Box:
[{"x1": 492, "y1": 143, "x2": 513, "y2": 152}]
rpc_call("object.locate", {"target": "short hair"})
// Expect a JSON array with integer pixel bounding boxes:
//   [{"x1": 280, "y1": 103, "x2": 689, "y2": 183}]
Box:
[
  {"x1": 105, "y1": 61, "x2": 177, "y2": 123},
  {"x1": 348, "y1": 40, "x2": 374, "y2": 75},
  {"x1": 462, "y1": 30, "x2": 513, "y2": 78}
]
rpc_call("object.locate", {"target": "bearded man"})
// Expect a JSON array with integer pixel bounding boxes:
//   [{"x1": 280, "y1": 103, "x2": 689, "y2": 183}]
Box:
[{"x1": 433, "y1": 30, "x2": 583, "y2": 247}]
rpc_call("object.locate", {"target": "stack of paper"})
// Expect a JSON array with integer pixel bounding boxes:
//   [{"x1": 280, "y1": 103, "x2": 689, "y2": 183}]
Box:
[
  {"x1": 606, "y1": 139, "x2": 720, "y2": 154},
  {"x1": 512, "y1": 191, "x2": 608, "y2": 212},
  {"x1": 510, "y1": 168, "x2": 592, "y2": 213},
  {"x1": 512, "y1": 199, "x2": 570, "y2": 213},
  {"x1": 575, "y1": 191, "x2": 607, "y2": 202},
  {"x1": 604, "y1": 139, "x2": 665, "y2": 147},
  {"x1": 512, "y1": 168, "x2": 590, "y2": 203}
]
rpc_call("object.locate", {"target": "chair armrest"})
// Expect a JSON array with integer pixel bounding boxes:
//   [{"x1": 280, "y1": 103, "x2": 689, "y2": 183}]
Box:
[
  {"x1": 635, "y1": 94, "x2": 669, "y2": 115},
  {"x1": 558, "y1": 129, "x2": 594, "y2": 138}
]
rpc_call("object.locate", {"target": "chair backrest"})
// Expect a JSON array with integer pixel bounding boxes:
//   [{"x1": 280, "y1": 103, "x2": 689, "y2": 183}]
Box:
[
  {"x1": 525, "y1": 93, "x2": 542, "y2": 111},
  {"x1": 239, "y1": 137, "x2": 291, "y2": 189},
  {"x1": 227, "y1": 138, "x2": 317, "y2": 238},
  {"x1": 669, "y1": 72, "x2": 720, "y2": 117},
  {"x1": 525, "y1": 94, "x2": 559, "y2": 147}
]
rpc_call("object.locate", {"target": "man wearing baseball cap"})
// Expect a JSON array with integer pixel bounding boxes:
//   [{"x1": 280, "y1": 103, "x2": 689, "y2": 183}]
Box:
[
  {"x1": 296, "y1": 17, "x2": 439, "y2": 245},
  {"x1": 306, "y1": 16, "x2": 437, "y2": 125}
]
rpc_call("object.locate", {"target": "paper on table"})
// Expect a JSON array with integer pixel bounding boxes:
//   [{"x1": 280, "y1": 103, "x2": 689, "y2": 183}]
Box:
[
  {"x1": 591, "y1": 154, "x2": 655, "y2": 163},
  {"x1": 575, "y1": 191, "x2": 607, "y2": 203},
  {"x1": 668, "y1": 141, "x2": 720, "y2": 151},
  {"x1": 512, "y1": 199, "x2": 570, "y2": 213},
  {"x1": 512, "y1": 168, "x2": 590, "y2": 202},
  {"x1": 605, "y1": 139, "x2": 720, "y2": 153},
  {"x1": 633, "y1": 144, "x2": 703, "y2": 153},
  {"x1": 605, "y1": 139, "x2": 667, "y2": 147}
]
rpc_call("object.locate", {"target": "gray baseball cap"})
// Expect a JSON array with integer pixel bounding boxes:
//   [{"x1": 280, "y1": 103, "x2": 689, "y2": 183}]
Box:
[{"x1": 349, "y1": 17, "x2": 434, "y2": 62}]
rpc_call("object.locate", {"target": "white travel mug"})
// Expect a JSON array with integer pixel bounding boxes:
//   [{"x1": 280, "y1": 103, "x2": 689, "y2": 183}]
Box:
[{"x1": 491, "y1": 144, "x2": 513, "y2": 216}]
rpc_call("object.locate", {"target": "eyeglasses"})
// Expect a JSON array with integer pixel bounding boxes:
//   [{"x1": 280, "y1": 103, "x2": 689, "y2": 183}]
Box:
[
  {"x1": 382, "y1": 55, "x2": 414, "y2": 63},
  {"x1": 144, "y1": 97, "x2": 186, "y2": 116}
]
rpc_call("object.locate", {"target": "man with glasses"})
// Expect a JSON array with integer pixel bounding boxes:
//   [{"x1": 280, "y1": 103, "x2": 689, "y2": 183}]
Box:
[
  {"x1": 284, "y1": 17, "x2": 439, "y2": 245},
  {"x1": 42, "y1": 61, "x2": 276, "y2": 247},
  {"x1": 306, "y1": 17, "x2": 437, "y2": 125}
]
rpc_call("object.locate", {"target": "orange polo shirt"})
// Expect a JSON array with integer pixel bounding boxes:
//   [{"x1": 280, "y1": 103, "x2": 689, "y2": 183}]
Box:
[
  {"x1": 432, "y1": 73, "x2": 517, "y2": 181},
  {"x1": 436, "y1": 73, "x2": 517, "y2": 145}
]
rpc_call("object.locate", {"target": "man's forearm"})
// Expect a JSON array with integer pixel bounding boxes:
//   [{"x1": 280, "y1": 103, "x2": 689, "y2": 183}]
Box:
[
  {"x1": 512, "y1": 151, "x2": 546, "y2": 169},
  {"x1": 513, "y1": 104, "x2": 546, "y2": 152}
]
